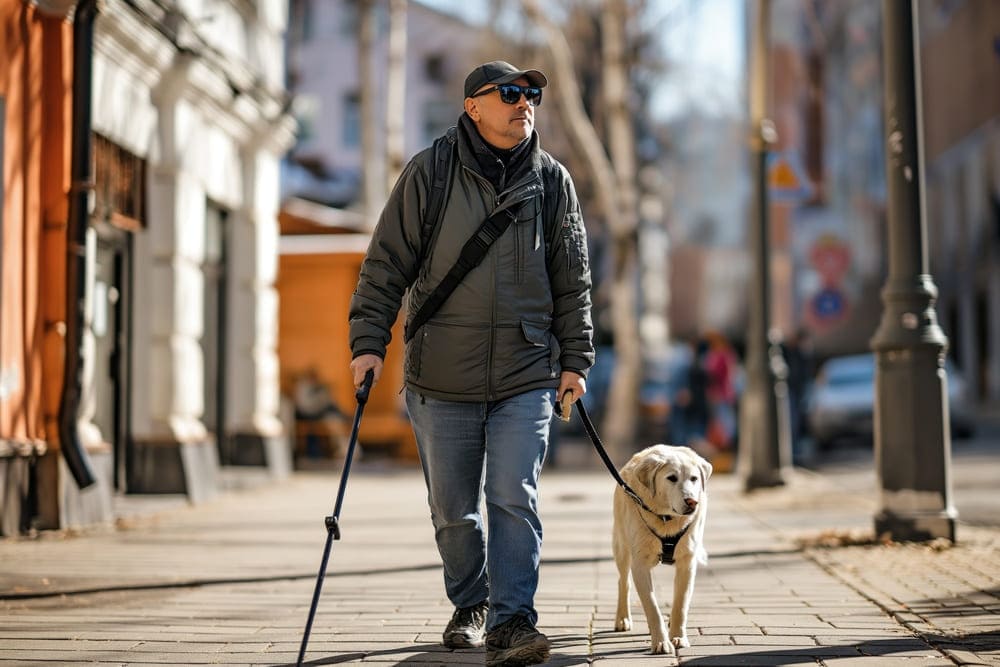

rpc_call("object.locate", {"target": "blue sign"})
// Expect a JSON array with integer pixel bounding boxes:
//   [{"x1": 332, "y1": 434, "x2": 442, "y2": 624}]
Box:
[{"x1": 811, "y1": 288, "x2": 846, "y2": 321}]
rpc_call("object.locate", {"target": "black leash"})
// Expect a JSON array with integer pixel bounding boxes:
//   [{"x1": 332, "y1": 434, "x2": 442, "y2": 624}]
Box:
[
  {"x1": 559, "y1": 396, "x2": 690, "y2": 565},
  {"x1": 296, "y1": 369, "x2": 373, "y2": 667}
]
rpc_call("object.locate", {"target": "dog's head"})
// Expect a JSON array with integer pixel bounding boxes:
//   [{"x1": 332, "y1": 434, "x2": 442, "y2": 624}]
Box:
[{"x1": 626, "y1": 445, "x2": 712, "y2": 517}]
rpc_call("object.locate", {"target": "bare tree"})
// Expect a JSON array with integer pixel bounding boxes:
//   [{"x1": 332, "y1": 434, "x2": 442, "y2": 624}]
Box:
[
  {"x1": 520, "y1": 0, "x2": 642, "y2": 455},
  {"x1": 385, "y1": 0, "x2": 408, "y2": 192},
  {"x1": 358, "y1": 0, "x2": 382, "y2": 227},
  {"x1": 601, "y1": 0, "x2": 642, "y2": 452}
]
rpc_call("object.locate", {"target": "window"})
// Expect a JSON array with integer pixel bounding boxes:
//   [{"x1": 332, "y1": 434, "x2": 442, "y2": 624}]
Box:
[
  {"x1": 93, "y1": 133, "x2": 146, "y2": 230},
  {"x1": 425, "y1": 54, "x2": 446, "y2": 83},
  {"x1": 343, "y1": 91, "x2": 360, "y2": 148},
  {"x1": 341, "y1": 0, "x2": 359, "y2": 34},
  {"x1": 293, "y1": 94, "x2": 319, "y2": 146}
]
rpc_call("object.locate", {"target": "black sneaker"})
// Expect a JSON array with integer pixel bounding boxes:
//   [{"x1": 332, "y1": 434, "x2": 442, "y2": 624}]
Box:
[
  {"x1": 485, "y1": 615, "x2": 551, "y2": 666},
  {"x1": 442, "y1": 600, "x2": 489, "y2": 648}
]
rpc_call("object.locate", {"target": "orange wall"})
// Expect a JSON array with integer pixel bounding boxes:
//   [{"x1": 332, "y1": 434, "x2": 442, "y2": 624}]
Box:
[{"x1": 0, "y1": 2, "x2": 70, "y2": 445}]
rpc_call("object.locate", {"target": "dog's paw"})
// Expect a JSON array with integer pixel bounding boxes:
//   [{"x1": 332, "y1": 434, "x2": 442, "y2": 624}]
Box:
[
  {"x1": 650, "y1": 640, "x2": 674, "y2": 655},
  {"x1": 670, "y1": 635, "x2": 690, "y2": 649},
  {"x1": 614, "y1": 616, "x2": 631, "y2": 631}
]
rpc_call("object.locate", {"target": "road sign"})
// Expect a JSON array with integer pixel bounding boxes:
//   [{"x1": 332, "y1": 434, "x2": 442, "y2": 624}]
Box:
[
  {"x1": 767, "y1": 151, "x2": 814, "y2": 203},
  {"x1": 810, "y1": 287, "x2": 847, "y2": 323}
]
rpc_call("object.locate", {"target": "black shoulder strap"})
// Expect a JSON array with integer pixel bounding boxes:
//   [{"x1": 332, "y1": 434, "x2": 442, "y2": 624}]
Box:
[
  {"x1": 404, "y1": 206, "x2": 516, "y2": 343},
  {"x1": 420, "y1": 126, "x2": 457, "y2": 259}
]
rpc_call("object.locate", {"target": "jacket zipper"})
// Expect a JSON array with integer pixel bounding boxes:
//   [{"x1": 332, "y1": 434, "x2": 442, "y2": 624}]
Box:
[{"x1": 460, "y1": 166, "x2": 543, "y2": 401}]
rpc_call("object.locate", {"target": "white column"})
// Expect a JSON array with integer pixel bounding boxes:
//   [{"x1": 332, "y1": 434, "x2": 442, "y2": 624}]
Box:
[
  {"x1": 227, "y1": 148, "x2": 283, "y2": 441},
  {"x1": 130, "y1": 95, "x2": 217, "y2": 499}
]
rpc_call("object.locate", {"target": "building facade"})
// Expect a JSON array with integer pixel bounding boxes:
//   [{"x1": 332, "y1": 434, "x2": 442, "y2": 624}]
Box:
[{"x1": 1, "y1": 0, "x2": 295, "y2": 535}]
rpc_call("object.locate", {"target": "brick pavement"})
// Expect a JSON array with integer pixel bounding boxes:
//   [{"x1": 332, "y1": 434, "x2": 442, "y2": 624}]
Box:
[{"x1": 0, "y1": 453, "x2": 997, "y2": 666}]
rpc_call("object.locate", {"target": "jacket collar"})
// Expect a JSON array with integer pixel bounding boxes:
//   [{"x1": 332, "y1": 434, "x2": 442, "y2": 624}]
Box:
[{"x1": 456, "y1": 113, "x2": 543, "y2": 194}]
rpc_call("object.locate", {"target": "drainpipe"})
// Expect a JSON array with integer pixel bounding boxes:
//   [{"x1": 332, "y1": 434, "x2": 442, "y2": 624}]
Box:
[{"x1": 58, "y1": 0, "x2": 99, "y2": 489}]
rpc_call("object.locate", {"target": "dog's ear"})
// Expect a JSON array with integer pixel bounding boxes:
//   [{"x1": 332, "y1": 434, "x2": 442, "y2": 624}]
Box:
[
  {"x1": 633, "y1": 450, "x2": 669, "y2": 494},
  {"x1": 698, "y1": 455, "x2": 713, "y2": 485}
]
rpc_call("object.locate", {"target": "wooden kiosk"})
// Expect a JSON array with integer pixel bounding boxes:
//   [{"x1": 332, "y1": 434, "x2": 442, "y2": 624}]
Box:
[{"x1": 277, "y1": 199, "x2": 417, "y2": 461}]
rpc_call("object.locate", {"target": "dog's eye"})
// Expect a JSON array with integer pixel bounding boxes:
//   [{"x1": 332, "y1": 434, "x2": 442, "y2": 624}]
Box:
[
  {"x1": 667, "y1": 474, "x2": 678, "y2": 482},
  {"x1": 691, "y1": 476, "x2": 698, "y2": 482}
]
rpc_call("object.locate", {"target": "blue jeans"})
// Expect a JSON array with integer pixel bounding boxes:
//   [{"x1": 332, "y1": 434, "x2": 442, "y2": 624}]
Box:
[{"x1": 405, "y1": 388, "x2": 554, "y2": 631}]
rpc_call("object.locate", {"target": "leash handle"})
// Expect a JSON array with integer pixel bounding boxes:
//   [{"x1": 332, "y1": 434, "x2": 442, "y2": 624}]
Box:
[{"x1": 558, "y1": 390, "x2": 573, "y2": 422}]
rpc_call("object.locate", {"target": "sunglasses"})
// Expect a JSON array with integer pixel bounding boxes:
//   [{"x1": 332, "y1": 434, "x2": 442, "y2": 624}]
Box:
[{"x1": 472, "y1": 83, "x2": 543, "y2": 107}]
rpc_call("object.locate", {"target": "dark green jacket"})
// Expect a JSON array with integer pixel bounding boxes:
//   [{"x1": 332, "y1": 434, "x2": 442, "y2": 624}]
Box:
[{"x1": 349, "y1": 117, "x2": 594, "y2": 402}]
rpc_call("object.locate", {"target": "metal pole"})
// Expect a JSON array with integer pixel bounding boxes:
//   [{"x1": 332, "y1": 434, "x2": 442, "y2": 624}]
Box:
[
  {"x1": 871, "y1": 0, "x2": 955, "y2": 542},
  {"x1": 739, "y1": 0, "x2": 790, "y2": 491}
]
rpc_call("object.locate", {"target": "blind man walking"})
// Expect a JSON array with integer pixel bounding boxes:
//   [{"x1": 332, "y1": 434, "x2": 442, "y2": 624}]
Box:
[{"x1": 349, "y1": 60, "x2": 594, "y2": 666}]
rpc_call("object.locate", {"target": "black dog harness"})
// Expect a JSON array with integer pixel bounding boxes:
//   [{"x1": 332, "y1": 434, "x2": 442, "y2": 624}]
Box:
[
  {"x1": 557, "y1": 398, "x2": 693, "y2": 565},
  {"x1": 636, "y1": 509, "x2": 692, "y2": 565}
]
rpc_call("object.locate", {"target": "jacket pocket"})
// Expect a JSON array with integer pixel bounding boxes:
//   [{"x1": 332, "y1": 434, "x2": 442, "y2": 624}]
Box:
[{"x1": 521, "y1": 320, "x2": 557, "y2": 376}]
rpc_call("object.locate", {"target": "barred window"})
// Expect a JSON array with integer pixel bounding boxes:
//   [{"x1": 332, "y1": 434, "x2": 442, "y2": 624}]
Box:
[{"x1": 93, "y1": 133, "x2": 146, "y2": 230}]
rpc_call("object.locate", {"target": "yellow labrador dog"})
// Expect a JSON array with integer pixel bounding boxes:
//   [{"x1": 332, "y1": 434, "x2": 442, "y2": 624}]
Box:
[{"x1": 612, "y1": 444, "x2": 712, "y2": 654}]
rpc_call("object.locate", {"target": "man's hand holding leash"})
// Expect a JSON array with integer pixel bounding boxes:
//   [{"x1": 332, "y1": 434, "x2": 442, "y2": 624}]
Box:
[{"x1": 558, "y1": 371, "x2": 586, "y2": 421}]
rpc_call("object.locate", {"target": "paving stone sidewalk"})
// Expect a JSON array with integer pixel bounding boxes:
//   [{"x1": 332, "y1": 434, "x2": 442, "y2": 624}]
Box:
[{"x1": 0, "y1": 455, "x2": 997, "y2": 666}]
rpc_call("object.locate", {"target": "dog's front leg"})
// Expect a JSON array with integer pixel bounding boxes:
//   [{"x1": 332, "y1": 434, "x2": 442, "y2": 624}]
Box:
[
  {"x1": 631, "y1": 564, "x2": 669, "y2": 654},
  {"x1": 613, "y1": 539, "x2": 632, "y2": 631},
  {"x1": 669, "y1": 558, "x2": 697, "y2": 649}
]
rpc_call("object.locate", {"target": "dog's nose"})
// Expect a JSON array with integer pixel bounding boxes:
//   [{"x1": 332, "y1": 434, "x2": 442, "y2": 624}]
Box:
[{"x1": 685, "y1": 497, "x2": 698, "y2": 510}]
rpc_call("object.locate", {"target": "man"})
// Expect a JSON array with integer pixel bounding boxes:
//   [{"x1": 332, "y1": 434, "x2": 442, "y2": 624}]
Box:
[{"x1": 349, "y1": 61, "x2": 594, "y2": 666}]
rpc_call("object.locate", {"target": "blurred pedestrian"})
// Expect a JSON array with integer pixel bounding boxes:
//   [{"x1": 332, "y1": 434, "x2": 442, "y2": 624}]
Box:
[
  {"x1": 348, "y1": 60, "x2": 594, "y2": 666},
  {"x1": 669, "y1": 337, "x2": 710, "y2": 448},
  {"x1": 704, "y1": 331, "x2": 739, "y2": 450},
  {"x1": 293, "y1": 367, "x2": 348, "y2": 458},
  {"x1": 783, "y1": 327, "x2": 816, "y2": 464}
]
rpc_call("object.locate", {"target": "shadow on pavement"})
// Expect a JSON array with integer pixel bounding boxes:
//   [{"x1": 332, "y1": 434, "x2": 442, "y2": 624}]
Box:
[{"x1": 274, "y1": 630, "x2": 1000, "y2": 666}]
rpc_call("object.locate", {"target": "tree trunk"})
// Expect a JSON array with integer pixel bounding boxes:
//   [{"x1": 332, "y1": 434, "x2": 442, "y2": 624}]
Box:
[
  {"x1": 601, "y1": 0, "x2": 642, "y2": 453},
  {"x1": 385, "y1": 0, "x2": 407, "y2": 193},
  {"x1": 520, "y1": 0, "x2": 641, "y2": 457},
  {"x1": 358, "y1": 0, "x2": 381, "y2": 227}
]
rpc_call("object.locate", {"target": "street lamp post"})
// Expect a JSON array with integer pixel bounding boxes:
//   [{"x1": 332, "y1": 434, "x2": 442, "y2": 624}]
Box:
[
  {"x1": 739, "y1": 0, "x2": 791, "y2": 491},
  {"x1": 871, "y1": 0, "x2": 956, "y2": 542}
]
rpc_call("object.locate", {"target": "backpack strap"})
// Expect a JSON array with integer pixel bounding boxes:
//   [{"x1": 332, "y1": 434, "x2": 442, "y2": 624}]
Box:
[
  {"x1": 404, "y1": 205, "x2": 517, "y2": 343},
  {"x1": 419, "y1": 126, "x2": 458, "y2": 263}
]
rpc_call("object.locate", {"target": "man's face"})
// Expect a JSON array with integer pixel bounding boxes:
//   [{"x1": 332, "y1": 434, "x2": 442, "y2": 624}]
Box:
[{"x1": 464, "y1": 76, "x2": 535, "y2": 150}]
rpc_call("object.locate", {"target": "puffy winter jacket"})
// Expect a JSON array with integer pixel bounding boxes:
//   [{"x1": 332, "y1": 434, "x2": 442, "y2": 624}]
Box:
[{"x1": 349, "y1": 116, "x2": 594, "y2": 402}]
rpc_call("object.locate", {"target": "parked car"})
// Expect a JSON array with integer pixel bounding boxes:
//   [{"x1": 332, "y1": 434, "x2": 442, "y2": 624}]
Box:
[{"x1": 805, "y1": 353, "x2": 975, "y2": 448}]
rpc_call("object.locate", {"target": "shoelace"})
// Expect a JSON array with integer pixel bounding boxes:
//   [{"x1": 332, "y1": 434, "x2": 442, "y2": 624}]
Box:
[{"x1": 451, "y1": 602, "x2": 487, "y2": 629}]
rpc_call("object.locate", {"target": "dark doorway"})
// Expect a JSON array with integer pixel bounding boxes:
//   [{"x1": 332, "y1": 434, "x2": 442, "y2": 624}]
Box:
[
  {"x1": 92, "y1": 230, "x2": 133, "y2": 491},
  {"x1": 203, "y1": 204, "x2": 230, "y2": 463}
]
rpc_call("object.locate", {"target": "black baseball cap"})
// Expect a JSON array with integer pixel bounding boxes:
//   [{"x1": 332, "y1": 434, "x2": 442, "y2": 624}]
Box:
[{"x1": 464, "y1": 61, "x2": 548, "y2": 98}]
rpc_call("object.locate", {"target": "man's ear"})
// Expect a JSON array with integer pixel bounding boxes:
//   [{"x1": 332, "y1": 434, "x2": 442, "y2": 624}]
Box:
[{"x1": 464, "y1": 97, "x2": 480, "y2": 121}]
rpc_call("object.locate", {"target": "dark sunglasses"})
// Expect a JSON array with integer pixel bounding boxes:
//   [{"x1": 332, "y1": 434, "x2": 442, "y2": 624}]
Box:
[{"x1": 472, "y1": 83, "x2": 543, "y2": 107}]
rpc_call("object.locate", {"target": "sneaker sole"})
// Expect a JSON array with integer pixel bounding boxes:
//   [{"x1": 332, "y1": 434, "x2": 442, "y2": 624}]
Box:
[{"x1": 485, "y1": 637, "x2": 551, "y2": 666}]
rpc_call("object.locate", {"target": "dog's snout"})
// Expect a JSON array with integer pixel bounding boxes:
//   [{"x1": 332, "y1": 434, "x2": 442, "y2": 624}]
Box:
[{"x1": 684, "y1": 497, "x2": 698, "y2": 511}]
